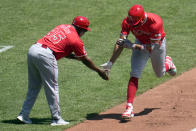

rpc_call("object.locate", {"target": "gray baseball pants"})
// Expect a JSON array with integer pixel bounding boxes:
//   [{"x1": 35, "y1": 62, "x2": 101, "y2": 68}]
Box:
[
  {"x1": 131, "y1": 38, "x2": 167, "y2": 78},
  {"x1": 19, "y1": 43, "x2": 61, "y2": 120}
]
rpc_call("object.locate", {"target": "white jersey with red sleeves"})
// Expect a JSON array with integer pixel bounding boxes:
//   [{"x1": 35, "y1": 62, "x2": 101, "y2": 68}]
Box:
[
  {"x1": 37, "y1": 24, "x2": 87, "y2": 60},
  {"x1": 121, "y1": 12, "x2": 166, "y2": 44}
]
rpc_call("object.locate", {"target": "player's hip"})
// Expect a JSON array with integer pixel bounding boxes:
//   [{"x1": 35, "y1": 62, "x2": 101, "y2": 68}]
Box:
[{"x1": 28, "y1": 43, "x2": 55, "y2": 60}]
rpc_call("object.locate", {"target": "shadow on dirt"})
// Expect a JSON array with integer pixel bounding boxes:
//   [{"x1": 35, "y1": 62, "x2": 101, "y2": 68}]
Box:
[
  {"x1": 134, "y1": 108, "x2": 160, "y2": 116},
  {"x1": 86, "y1": 108, "x2": 160, "y2": 122}
]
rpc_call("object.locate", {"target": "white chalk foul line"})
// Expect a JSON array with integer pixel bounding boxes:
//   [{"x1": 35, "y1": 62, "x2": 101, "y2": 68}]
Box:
[
  {"x1": 0, "y1": 46, "x2": 14, "y2": 53},
  {"x1": 190, "y1": 128, "x2": 196, "y2": 131}
]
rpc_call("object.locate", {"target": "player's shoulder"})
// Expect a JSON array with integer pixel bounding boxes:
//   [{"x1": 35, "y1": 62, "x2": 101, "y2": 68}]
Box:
[
  {"x1": 69, "y1": 30, "x2": 84, "y2": 45},
  {"x1": 58, "y1": 24, "x2": 74, "y2": 31},
  {"x1": 121, "y1": 16, "x2": 131, "y2": 29},
  {"x1": 58, "y1": 24, "x2": 84, "y2": 46},
  {"x1": 71, "y1": 37, "x2": 84, "y2": 48},
  {"x1": 122, "y1": 16, "x2": 129, "y2": 25},
  {"x1": 147, "y1": 12, "x2": 162, "y2": 21},
  {"x1": 146, "y1": 13, "x2": 164, "y2": 31}
]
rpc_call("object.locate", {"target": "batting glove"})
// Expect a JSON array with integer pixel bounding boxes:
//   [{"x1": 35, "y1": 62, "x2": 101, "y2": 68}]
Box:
[
  {"x1": 117, "y1": 39, "x2": 138, "y2": 49},
  {"x1": 100, "y1": 61, "x2": 113, "y2": 70},
  {"x1": 116, "y1": 38, "x2": 124, "y2": 46}
]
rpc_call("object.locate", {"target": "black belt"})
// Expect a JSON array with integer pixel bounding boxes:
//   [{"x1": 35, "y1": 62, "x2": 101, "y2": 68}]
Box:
[
  {"x1": 40, "y1": 44, "x2": 56, "y2": 58},
  {"x1": 41, "y1": 44, "x2": 48, "y2": 49}
]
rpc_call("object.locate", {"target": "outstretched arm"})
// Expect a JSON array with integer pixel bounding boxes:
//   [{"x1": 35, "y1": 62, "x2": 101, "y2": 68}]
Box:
[
  {"x1": 100, "y1": 35, "x2": 125, "y2": 71},
  {"x1": 100, "y1": 34, "x2": 144, "y2": 71},
  {"x1": 78, "y1": 55, "x2": 109, "y2": 80},
  {"x1": 109, "y1": 43, "x2": 124, "y2": 64}
]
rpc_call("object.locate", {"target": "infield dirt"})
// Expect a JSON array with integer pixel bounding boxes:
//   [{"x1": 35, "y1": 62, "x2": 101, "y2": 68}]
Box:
[{"x1": 66, "y1": 68, "x2": 196, "y2": 131}]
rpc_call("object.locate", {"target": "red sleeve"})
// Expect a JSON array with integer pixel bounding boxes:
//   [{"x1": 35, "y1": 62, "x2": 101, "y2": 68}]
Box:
[
  {"x1": 72, "y1": 40, "x2": 87, "y2": 57},
  {"x1": 121, "y1": 17, "x2": 131, "y2": 36}
]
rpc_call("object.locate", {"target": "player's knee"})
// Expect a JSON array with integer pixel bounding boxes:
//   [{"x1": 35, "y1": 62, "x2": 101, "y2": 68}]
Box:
[{"x1": 155, "y1": 71, "x2": 165, "y2": 78}]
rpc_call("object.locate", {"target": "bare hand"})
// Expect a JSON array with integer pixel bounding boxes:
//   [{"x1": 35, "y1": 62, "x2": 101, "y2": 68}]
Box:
[
  {"x1": 132, "y1": 44, "x2": 144, "y2": 50},
  {"x1": 98, "y1": 69, "x2": 109, "y2": 80}
]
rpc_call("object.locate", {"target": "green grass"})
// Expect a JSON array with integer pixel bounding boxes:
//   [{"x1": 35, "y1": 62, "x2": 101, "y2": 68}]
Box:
[{"x1": 0, "y1": 0, "x2": 196, "y2": 130}]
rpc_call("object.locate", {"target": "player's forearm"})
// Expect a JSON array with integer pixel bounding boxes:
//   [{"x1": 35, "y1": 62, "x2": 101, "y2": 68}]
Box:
[
  {"x1": 81, "y1": 56, "x2": 100, "y2": 72},
  {"x1": 109, "y1": 44, "x2": 124, "y2": 64},
  {"x1": 109, "y1": 35, "x2": 126, "y2": 63}
]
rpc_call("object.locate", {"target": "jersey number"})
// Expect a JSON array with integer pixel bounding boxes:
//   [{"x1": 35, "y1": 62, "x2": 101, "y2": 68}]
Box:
[{"x1": 46, "y1": 28, "x2": 67, "y2": 44}]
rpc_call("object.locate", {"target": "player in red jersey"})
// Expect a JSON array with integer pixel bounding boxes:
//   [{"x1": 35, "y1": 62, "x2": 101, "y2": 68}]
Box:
[
  {"x1": 101, "y1": 5, "x2": 177, "y2": 120},
  {"x1": 17, "y1": 16, "x2": 108, "y2": 126}
]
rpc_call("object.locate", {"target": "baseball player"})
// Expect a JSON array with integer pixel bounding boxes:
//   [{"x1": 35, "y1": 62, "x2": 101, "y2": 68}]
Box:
[
  {"x1": 101, "y1": 5, "x2": 177, "y2": 120},
  {"x1": 17, "y1": 16, "x2": 109, "y2": 126}
]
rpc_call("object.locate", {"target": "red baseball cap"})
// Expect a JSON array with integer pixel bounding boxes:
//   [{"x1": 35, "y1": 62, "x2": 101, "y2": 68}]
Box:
[{"x1": 72, "y1": 16, "x2": 91, "y2": 31}]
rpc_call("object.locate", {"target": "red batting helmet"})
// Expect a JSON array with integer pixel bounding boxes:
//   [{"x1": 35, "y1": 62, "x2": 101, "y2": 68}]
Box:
[
  {"x1": 128, "y1": 5, "x2": 145, "y2": 26},
  {"x1": 72, "y1": 16, "x2": 91, "y2": 31}
]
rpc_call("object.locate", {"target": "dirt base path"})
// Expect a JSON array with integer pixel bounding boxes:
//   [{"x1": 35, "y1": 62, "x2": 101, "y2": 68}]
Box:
[{"x1": 66, "y1": 68, "x2": 196, "y2": 131}]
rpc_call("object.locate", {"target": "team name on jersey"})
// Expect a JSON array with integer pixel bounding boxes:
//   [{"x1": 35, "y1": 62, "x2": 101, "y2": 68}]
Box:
[{"x1": 132, "y1": 29, "x2": 151, "y2": 36}]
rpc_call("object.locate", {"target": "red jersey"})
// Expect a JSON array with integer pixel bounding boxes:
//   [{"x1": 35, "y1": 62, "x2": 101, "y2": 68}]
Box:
[
  {"x1": 37, "y1": 24, "x2": 87, "y2": 60},
  {"x1": 121, "y1": 12, "x2": 165, "y2": 44}
]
